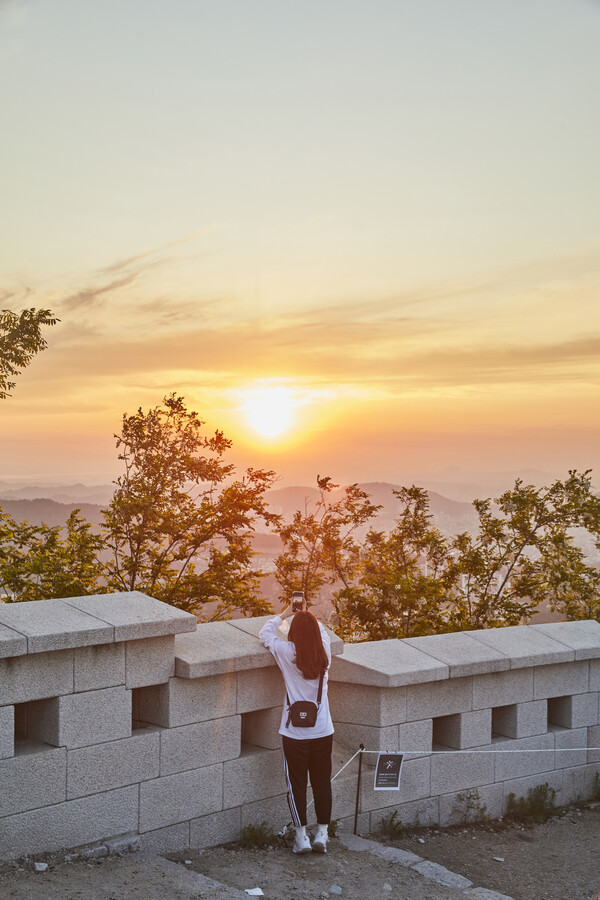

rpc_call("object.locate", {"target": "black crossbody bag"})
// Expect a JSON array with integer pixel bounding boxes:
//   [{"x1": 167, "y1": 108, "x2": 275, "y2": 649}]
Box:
[{"x1": 286, "y1": 671, "x2": 324, "y2": 728}]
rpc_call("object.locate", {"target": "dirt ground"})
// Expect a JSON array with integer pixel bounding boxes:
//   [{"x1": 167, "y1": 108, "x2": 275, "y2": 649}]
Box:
[{"x1": 0, "y1": 804, "x2": 598, "y2": 900}]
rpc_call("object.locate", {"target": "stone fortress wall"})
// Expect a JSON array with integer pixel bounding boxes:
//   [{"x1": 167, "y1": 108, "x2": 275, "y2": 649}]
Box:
[{"x1": 0, "y1": 592, "x2": 599, "y2": 860}]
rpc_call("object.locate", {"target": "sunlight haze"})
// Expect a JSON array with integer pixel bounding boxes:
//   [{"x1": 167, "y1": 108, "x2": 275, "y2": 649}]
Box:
[{"x1": 2, "y1": 0, "x2": 600, "y2": 490}]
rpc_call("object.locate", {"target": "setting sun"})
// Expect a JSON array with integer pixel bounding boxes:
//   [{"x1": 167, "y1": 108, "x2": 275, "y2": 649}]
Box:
[{"x1": 241, "y1": 386, "x2": 296, "y2": 439}]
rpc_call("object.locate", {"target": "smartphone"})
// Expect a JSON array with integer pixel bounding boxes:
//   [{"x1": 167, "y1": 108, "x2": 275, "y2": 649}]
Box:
[{"x1": 291, "y1": 591, "x2": 305, "y2": 612}]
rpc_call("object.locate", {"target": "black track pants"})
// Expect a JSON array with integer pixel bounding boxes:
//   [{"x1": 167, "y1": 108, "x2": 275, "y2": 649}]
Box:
[{"x1": 281, "y1": 734, "x2": 333, "y2": 826}]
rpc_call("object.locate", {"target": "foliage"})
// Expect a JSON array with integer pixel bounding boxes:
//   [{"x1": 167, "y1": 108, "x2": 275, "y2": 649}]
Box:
[
  {"x1": 0, "y1": 307, "x2": 58, "y2": 399},
  {"x1": 450, "y1": 788, "x2": 489, "y2": 825},
  {"x1": 447, "y1": 470, "x2": 600, "y2": 629},
  {"x1": 276, "y1": 471, "x2": 600, "y2": 638},
  {"x1": 0, "y1": 509, "x2": 105, "y2": 602},
  {"x1": 327, "y1": 819, "x2": 339, "y2": 838},
  {"x1": 102, "y1": 394, "x2": 279, "y2": 620},
  {"x1": 505, "y1": 783, "x2": 557, "y2": 823},
  {"x1": 378, "y1": 809, "x2": 405, "y2": 838},
  {"x1": 239, "y1": 820, "x2": 276, "y2": 848},
  {"x1": 593, "y1": 771, "x2": 600, "y2": 802},
  {"x1": 335, "y1": 486, "x2": 454, "y2": 639},
  {"x1": 274, "y1": 476, "x2": 381, "y2": 607}
]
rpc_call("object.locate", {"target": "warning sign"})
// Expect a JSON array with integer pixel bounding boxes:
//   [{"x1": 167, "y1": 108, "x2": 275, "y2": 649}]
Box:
[{"x1": 373, "y1": 753, "x2": 404, "y2": 790}]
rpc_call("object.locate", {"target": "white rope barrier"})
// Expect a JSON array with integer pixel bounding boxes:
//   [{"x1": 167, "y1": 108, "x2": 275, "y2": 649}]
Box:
[{"x1": 356, "y1": 747, "x2": 600, "y2": 754}]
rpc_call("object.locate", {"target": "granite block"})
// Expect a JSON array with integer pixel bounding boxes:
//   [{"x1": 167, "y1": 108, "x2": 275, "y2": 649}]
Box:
[
  {"x1": 472, "y1": 667, "x2": 533, "y2": 710},
  {"x1": 27, "y1": 686, "x2": 131, "y2": 749},
  {"x1": 330, "y1": 639, "x2": 448, "y2": 687},
  {"x1": 588, "y1": 724, "x2": 600, "y2": 763},
  {"x1": 433, "y1": 709, "x2": 491, "y2": 749},
  {"x1": 0, "y1": 623, "x2": 27, "y2": 659},
  {"x1": 62, "y1": 591, "x2": 197, "y2": 640},
  {"x1": 136, "y1": 673, "x2": 237, "y2": 728},
  {"x1": 334, "y1": 722, "x2": 399, "y2": 758},
  {"x1": 139, "y1": 763, "x2": 223, "y2": 832},
  {"x1": 236, "y1": 666, "x2": 284, "y2": 714},
  {"x1": 430, "y1": 750, "x2": 495, "y2": 795},
  {"x1": 404, "y1": 632, "x2": 509, "y2": 677},
  {"x1": 175, "y1": 622, "x2": 273, "y2": 678},
  {"x1": 491, "y1": 700, "x2": 547, "y2": 739},
  {"x1": 242, "y1": 706, "x2": 282, "y2": 750},
  {"x1": 406, "y1": 676, "x2": 472, "y2": 721},
  {"x1": 467, "y1": 624, "x2": 574, "y2": 668},
  {"x1": 412, "y1": 860, "x2": 472, "y2": 889},
  {"x1": 533, "y1": 660, "x2": 589, "y2": 699},
  {"x1": 159, "y1": 715, "x2": 241, "y2": 775},
  {"x1": 490, "y1": 732, "x2": 555, "y2": 780},
  {"x1": 240, "y1": 793, "x2": 289, "y2": 830},
  {"x1": 329, "y1": 681, "x2": 407, "y2": 726},
  {"x1": 502, "y1": 770, "x2": 564, "y2": 808},
  {"x1": 0, "y1": 785, "x2": 138, "y2": 861},
  {"x1": 531, "y1": 620, "x2": 600, "y2": 660},
  {"x1": 190, "y1": 807, "x2": 242, "y2": 848},
  {"x1": 547, "y1": 692, "x2": 599, "y2": 728},
  {"x1": 439, "y1": 782, "x2": 503, "y2": 826},
  {"x1": 338, "y1": 812, "x2": 370, "y2": 835},
  {"x1": 0, "y1": 705, "x2": 14, "y2": 759},
  {"x1": 397, "y1": 719, "x2": 433, "y2": 756},
  {"x1": 0, "y1": 745, "x2": 66, "y2": 816},
  {"x1": 223, "y1": 746, "x2": 286, "y2": 808},
  {"x1": 573, "y1": 763, "x2": 600, "y2": 800},
  {"x1": 0, "y1": 650, "x2": 74, "y2": 705},
  {"x1": 371, "y1": 796, "x2": 439, "y2": 831},
  {"x1": 590, "y1": 659, "x2": 600, "y2": 691},
  {"x1": 0, "y1": 599, "x2": 113, "y2": 653},
  {"x1": 67, "y1": 730, "x2": 160, "y2": 798},
  {"x1": 137, "y1": 822, "x2": 190, "y2": 854},
  {"x1": 125, "y1": 635, "x2": 174, "y2": 688},
  {"x1": 74, "y1": 643, "x2": 125, "y2": 692},
  {"x1": 551, "y1": 726, "x2": 588, "y2": 769}
]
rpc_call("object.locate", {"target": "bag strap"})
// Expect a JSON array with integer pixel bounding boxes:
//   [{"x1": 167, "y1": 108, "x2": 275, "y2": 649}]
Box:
[{"x1": 285, "y1": 669, "x2": 325, "y2": 711}]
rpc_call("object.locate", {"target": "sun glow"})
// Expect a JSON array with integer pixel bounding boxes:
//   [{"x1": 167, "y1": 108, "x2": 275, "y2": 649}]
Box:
[{"x1": 241, "y1": 386, "x2": 297, "y2": 439}]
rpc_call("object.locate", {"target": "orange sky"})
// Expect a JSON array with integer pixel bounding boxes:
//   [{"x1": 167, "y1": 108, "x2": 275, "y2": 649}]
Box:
[{"x1": 2, "y1": 2, "x2": 600, "y2": 491}]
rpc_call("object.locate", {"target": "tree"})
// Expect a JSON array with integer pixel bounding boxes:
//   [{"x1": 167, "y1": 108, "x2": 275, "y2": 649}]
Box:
[
  {"x1": 447, "y1": 470, "x2": 600, "y2": 629},
  {"x1": 0, "y1": 509, "x2": 105, "y2": 602},
  {"x1": 275, "y1": 471, "x2": 600, "y2": 639},
  {"x1": 0, "y1": 307, "x2": 58, "y2": 399},
  {"x1": 274, "y1": 476, "x2": 381, "y2": 607},
  {"x1": 334, "y1": 486, "x2": 455, "y2": 640},
  {"x1": 102, "y1": 394, "x2": 279, "y2": 620}
]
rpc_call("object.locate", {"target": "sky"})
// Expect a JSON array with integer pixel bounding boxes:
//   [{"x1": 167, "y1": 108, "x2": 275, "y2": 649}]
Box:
[{"x1": 2, "y1": 0, "x2": 600, "y2": 492}]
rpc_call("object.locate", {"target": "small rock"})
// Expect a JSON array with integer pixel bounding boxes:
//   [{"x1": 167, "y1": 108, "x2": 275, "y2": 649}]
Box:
[
  {"x1": 17, "y1": 868, "x2": 24, "y2": 874},
  {"x1": 382, "y1": 883, "x2": 392, "y2": 892},
  {"x1": 417, "y1": 837, "x2": 425, "y2": 844},
  {"x1": 184, "y1": 860, "x2": 192, "y2": 865},
  {"x1": 34, "y1": 862, "x2": 48, "y2": 873},
  {"x1": 330, "y1": 886, "x2": 343, "y2": 896},
  {"x1": 492, "y1": 857, "x2": 504, "y2": 862}
]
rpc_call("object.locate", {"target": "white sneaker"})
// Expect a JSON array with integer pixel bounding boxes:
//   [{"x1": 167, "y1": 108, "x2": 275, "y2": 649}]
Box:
[
  {"x1": 292, "y1": 833, "x2": 312, "y2": 854},
  {"x1": 312, "y1": 832, "x2": 327, "y2": 854}
]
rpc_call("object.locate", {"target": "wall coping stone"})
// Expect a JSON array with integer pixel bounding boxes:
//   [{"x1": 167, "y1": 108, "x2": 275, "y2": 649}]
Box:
[
  {"x1": 329, "y1": 621, "x2": 600, "y2": 687},
  {"x1": 0, "y1": 623, "x2": 28, "y2": 659},
  {"x1": 0, "y1": 592, "x2": 196, "y2": 656},
  {"x1": 330, "y1": 639, "x2": 449, "y2": 687},
  {"x1": 174, "y1": 615, "x2": 343, "y2": 678},
  {"x1": 466, "y1": 624, "x2": 575, "y2": 668},
  {"x1": 530, "y1": 620, "x2": 600, "y2": 659}
]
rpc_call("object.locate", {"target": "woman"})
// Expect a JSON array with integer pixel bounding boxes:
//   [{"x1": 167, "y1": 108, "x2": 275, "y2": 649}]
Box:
[{"x1": 259, "y1": 602, "x2": 334, "y2": 855}]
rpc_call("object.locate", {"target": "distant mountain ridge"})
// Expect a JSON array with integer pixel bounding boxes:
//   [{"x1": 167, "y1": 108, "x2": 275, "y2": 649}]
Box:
[{"x1": 0, "y1": 482, "x2": 478, "y2": 538}]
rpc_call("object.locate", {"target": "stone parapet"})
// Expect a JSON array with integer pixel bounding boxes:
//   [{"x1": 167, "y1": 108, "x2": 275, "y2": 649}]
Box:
[{"x1": 0, "y1": 597, "x2": 599, "y2": 862}]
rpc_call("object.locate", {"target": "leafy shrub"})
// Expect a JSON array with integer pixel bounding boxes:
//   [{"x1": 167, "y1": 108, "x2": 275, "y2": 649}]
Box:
[
  {"x1": 450, "y1": 788, "x2": 489, "y2": 825},
  {"x1": 239, "y1": 821, "x2": 276, "y2": 848},
  {"x1": 379, "y1": 809, "x2": 405, "y2": 838},
  {"x1": 505, "y1": 783, "x2": 557, "y2": 823}
]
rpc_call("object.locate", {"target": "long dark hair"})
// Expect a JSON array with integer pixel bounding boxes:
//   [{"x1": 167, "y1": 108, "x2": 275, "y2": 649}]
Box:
[{"x1": 288, "y1": 610, "x2": 329, "y2": 680}]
